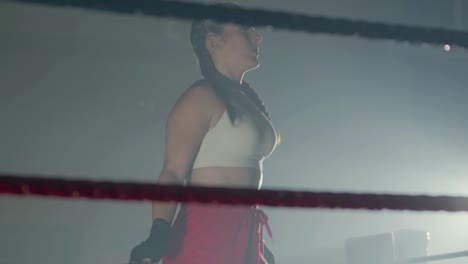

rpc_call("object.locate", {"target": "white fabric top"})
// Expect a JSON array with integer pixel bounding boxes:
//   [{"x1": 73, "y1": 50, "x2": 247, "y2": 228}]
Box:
[{"x1": 192, "y1": 110, "x2": 277, "y2": 170}]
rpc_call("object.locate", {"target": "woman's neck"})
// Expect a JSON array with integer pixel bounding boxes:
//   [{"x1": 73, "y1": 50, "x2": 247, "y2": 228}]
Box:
[{"x1": 213, "y1": 61, "x2": 244, "y2": 84}]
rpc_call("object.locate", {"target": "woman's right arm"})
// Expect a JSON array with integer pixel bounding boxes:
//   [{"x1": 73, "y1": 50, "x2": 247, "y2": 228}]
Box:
[{"x1": 151, "y1": 84, "x2": 216, "y2": 223}]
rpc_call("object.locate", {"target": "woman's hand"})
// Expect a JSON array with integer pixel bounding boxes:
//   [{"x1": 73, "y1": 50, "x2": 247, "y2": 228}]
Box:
[{"x1": 129, "y1": 218, "x2": 171, "y2": 264}]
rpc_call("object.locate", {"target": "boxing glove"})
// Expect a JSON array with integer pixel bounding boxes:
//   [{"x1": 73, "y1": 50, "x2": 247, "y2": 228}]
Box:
[{"x1": 129, "y1": 218, "x2": 171, "y2": 263}]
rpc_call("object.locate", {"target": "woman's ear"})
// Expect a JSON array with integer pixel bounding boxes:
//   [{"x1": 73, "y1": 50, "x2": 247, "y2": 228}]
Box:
[{"x1": 206, "y1": 33, "x2": 223, "y2": 53}]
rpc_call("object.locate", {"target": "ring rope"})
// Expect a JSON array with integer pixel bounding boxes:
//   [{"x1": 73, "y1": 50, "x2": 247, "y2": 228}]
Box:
[
  {"x1": 398, "y1": 250, "x2": 468, "y2": 263},
  {"x1": 1, "y1": 173, "x2": 468, "y2": 212},
  {"x1": 12, "y1": 0, "x2": 468, "y2": 49}
]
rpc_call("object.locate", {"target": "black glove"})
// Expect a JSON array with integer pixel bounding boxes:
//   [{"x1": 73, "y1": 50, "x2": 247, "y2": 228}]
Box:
[
  {"x1": 130, "y1": 218, "x2": 171, "y2": 264},
  {"x1": 264, "y1": 244, "x2": 276, "y2": 264}
]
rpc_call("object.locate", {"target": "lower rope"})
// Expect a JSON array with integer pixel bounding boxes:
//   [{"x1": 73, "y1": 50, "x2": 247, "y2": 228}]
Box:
[
  {"x1": 1, "y1": 173, "x2": 468, "y2": 212},
  {"x1": 398, "y1": 250, "x2": 468, "y2": 263}
]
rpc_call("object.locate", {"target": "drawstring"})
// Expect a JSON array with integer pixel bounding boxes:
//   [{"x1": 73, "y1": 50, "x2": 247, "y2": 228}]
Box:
[
  {"x1": 244, "y1": 206, "x2": 274, "y2": 264},
  {"x1": 256, "y1": 208, "x2": 273, "y2": 239}
]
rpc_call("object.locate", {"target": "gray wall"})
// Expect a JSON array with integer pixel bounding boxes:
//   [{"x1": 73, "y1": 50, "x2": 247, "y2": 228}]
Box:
[{"x1": 1, "y1": 0, "x2": 468, "y2": 263}]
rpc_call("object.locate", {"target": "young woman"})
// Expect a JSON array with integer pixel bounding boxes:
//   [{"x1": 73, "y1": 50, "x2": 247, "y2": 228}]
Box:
[{"x1": 130, "y1": 9, "x2": 279, "y2": 264}]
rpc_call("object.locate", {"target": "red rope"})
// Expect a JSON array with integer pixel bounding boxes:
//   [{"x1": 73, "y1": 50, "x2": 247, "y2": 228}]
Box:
[
  {"x1": 13, "y1": 0, "x2": 468, "y2": 49},
  {"x1": 1, "y1": 173, "x2": 468, "y2": 212}
]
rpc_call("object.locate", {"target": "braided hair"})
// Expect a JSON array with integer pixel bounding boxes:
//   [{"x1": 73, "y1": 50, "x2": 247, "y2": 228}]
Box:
[{"x1": 189, "y1": 16, "x2": 271, "y2": 124}]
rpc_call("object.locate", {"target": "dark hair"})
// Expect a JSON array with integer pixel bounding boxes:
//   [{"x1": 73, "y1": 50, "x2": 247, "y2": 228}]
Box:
[{"x1": 189, "y1": 17, "x2": 270, "y2": 124}]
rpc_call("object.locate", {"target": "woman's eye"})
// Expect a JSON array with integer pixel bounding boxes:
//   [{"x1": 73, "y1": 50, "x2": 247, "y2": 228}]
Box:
[{"x1": 241, "y1": 26, "x2": 253, "y2": 32}]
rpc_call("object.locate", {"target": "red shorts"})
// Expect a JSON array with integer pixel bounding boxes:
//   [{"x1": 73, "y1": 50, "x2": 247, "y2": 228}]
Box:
[{"x1": 162, "y1": 204, "x2": 272, "y2": 264}]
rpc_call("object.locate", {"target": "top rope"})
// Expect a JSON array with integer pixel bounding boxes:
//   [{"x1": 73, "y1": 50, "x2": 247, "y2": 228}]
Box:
[
  {"x1": 1, "y1": 173, "x2": 468, "y2": 212},
  {"x1": 11, "y1": 0, "x2": 468, "y2": 49}
]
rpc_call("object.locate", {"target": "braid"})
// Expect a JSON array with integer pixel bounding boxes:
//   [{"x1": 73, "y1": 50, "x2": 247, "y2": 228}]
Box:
[
  {"x1": 189, "y1": 3, "x2": 271, "y2": 123},
  {"x1": 241, "y1": 82, "x2": 271, "y2": 120},
  {"x1": 190, "y1": 19, "x2": 242, "y2": 124},
  {"x1": 242, "y1": 81, "x2": 280, "y2": 144}
]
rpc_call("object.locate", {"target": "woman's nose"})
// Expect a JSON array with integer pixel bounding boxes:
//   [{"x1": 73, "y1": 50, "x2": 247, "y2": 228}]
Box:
[{"x1": 251, "y1": 29, "x2": 263, "y2": 45}]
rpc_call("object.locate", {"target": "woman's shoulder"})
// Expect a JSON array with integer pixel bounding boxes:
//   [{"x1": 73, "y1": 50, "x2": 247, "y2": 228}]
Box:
[
  {"x1": 173, "y1": 79, "x2": 221, "y2": 111},
  {"x1": 190, "y1": 79, "x2": 221, "y2": 97},
  {"x1": 184, "y1": 79, "x2": 220, "y2": 101},
  {"x1": 191, "y1": 78, "x2": 212, "y2": 90}
]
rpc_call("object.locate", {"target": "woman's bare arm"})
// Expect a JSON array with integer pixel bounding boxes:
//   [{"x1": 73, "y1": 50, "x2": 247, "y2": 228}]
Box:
[{"x1": 151, "y1": 84, "x2": 216, "y2": 223}]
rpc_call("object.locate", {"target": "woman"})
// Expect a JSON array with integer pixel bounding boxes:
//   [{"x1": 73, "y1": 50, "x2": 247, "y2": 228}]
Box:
[{"x1": 129, "y1": 8, "x2": 279, "y2": 264}]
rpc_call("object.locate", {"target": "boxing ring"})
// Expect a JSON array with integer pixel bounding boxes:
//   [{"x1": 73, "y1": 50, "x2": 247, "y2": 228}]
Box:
[{"x1": 2, "y1": 0, "x2": 468, "y2": 263}]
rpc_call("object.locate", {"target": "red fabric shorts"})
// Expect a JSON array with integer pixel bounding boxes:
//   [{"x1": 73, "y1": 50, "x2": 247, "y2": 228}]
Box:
[{"x1": 162, "y1": 203, "x2": 272, "y2": 264}]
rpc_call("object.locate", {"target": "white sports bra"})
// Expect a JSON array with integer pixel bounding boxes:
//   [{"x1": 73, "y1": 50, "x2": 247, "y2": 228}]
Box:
[{"x1": 192, "y1": 109, "x2": 277, "y2": 170}]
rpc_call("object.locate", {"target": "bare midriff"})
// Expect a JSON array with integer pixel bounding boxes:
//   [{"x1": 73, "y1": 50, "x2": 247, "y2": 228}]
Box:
[{"x1": 190, "y1": 167, "x2": 262, "y2": 189}]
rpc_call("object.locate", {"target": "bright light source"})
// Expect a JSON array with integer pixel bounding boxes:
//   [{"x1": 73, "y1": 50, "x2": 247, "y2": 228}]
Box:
[{"x1": 444, "y1": 44, "x2": 451, "y2": 51}]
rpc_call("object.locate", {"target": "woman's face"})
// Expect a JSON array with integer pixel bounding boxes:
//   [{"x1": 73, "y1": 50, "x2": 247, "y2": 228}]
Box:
[{"x1": 209, "y1": 24, "x2": 263, "y2": 75}]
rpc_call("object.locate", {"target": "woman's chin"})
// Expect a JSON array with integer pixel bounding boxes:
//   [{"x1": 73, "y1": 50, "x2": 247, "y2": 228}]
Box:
[{"x1": 246, "y1": 60, "x2": 260, "y2": 71}]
